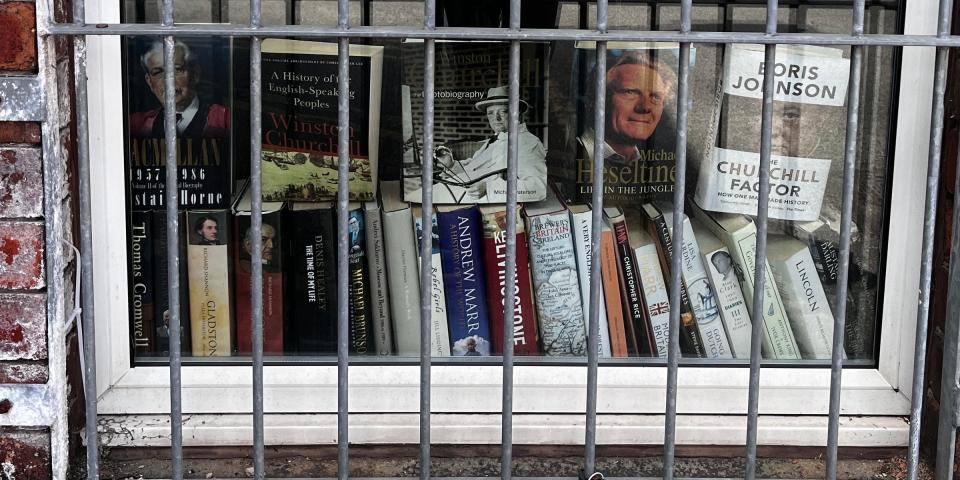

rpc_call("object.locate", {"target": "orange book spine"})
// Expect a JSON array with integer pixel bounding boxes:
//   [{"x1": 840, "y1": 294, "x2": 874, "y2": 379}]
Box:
[{"x1": 600, "y1": 228, "x2": 630, "y2": 357}]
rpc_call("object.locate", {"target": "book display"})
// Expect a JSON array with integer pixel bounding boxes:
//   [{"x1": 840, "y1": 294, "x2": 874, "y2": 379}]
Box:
[{"x1": 122, "y1": 35, "x2": 884, "y2": 364}]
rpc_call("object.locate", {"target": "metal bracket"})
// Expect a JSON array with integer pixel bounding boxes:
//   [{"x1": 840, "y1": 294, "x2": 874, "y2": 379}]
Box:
[{"x1": 0, "y1": 76, "x2": 44, "y2": 121}]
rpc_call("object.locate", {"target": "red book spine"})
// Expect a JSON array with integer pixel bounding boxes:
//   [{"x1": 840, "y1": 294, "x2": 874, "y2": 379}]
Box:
[
  {"x1": 234, "y1": 214, "x2": 285, "y2": 356},
  {"x1": 482, "y1": 211, "x2": 539, "y2": 356}
]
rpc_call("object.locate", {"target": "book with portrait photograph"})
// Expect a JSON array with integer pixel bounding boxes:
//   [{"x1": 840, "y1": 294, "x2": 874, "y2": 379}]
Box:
[
  {"x1": 401, "y1": 41, "x2": 549, "y2": 204},
  {"x1": 694, "y1": 44, "x2": 850, "y2": 222},
  {"x1": 260, "y1": 39, "x2": 383, "y2": 203},
  {"x1": 124, "y1": 37, "x2": 235, "y2": 210}
]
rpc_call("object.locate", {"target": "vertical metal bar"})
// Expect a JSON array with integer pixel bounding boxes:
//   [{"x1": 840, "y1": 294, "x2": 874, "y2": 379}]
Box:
[
  {"x1": 744, "y1": 4, "x2": 779, "y2": 479},
  {"x1": 936, "y1": 144, "x2": 960, "y2": 480},
  {"x1": 662, "y1": 0, "x2": 693, "y2": 477},
  {"x1": 583, "y1": 0, "x2": 608, "y2": 475},
  {"x1": 825, "y1": 1, "x2": 865, "y2": 476},
  {"x1": 72, "y1": 0, "x2": 99, "y2": 476},
  {"x1": 908, "y1": 0, "x2": 953, "y2": 474},
  {"x1": 336, "y1": 0, "x2": 352, "y2": 475},
  {"x1": 420, "y1": 1, "x2": 437, "y2": 477},
  {"x1": 249, "y1": 0, "x2": 266, "y2": 478}
]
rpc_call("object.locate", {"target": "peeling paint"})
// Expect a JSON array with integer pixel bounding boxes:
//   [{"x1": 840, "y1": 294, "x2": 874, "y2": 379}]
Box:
[
  {"x1": 0, "y1": 293, "x2": 46, "y2": 361},
  {"x1": 0, "y1": 148, "x2": 41, "y2": 218},
  {"x1": 0, "y1": 222, "x2": 44, "y2": 290}
]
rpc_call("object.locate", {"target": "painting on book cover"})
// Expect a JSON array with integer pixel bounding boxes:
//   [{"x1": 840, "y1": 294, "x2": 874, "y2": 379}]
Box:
[
  {"x1": 401, "y1": 41, "x2": 548, "y2": 204},
  {"x1": 124, "y1": 37, "x2": 234, "y2": 210},
  {"x1": 565, "y1": 42, "x2": 694, "y2": 205}
]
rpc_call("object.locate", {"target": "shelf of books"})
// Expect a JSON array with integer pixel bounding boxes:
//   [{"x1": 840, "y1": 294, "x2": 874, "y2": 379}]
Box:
[{"x1": 120, "y1": 2, "x2": 899, "y2": 369}]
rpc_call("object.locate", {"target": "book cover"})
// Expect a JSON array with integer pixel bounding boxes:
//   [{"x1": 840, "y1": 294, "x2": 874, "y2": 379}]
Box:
[
  {"x1": 689, "y1": 202, "x2": 802, "y2": 359},
  {"x1": 658, "y1": 203, "x2": 734, "y2": 359},
  {"x1": 560, "y1": 42, "x2": 694, "y2": 205},
  {"x1": 695, "y1": 44, "x2": 850, "y2": 221},
  {"x1": 153, "y1": 211, "x2": 190, "y2": 356},
  {"x1": 129, "y1": 210, "x2": 156, "y2": 356},
  {"x1": 125, "y1": 37, "x2": 233, "y2": 210},
  {"x1": 479, "y1": 205, "x2": 539, "y2": 356},
  {"x1": 768, "y1": 234, "x2": 838, "y2": 359},
  {"x1": 233, "y1": 185, "x2": 285, "y2": 356},
  {"x1": 691, "y1": 217, "x2": 753, "y2": 359},
  {"x1": 639, "y1": 203, "x2": 707, "y2": 357},
  {"x1": 567, "y1": 204, "x2": 612, "y2": 357},
  {"x1": 381, "y1": 181, "x2": 422, "y2": 356},
  {"x1": 186, "y1": 210, "x2": 233, "y2": 356},
  {"x1": 437, "y1": 206, "x2": 492, "y2": 356},
  {"x1": 631, "y1": 229, "x2": 672, "y2": 358},
  {"x1": 284, "y1": 202, "x2": 337, "y2": 355},
  {"x1": 260, "y1": 39, "x2": 383, "y2": 202},
  {"x1": 413, "y1": 208, "x2": 452, "y2": 356},
  {"x1": 348, "y1": 205, "x2": 374, "y2": 354},
  {"x1": 365, "y1": 200, "x2": 394, "y2": 356},
  {"x1": 604, "y1": 207, "x2": 656, "y2": 356},
  {"x1": 401, "y1": 42, "x2": 548, "y2": 204},
  {"x1": 599, "y1": 221, "x2": 631, "y2": 357},
  {"x1": 525, "y1": 190, "x2": 588, "y2": 356}
]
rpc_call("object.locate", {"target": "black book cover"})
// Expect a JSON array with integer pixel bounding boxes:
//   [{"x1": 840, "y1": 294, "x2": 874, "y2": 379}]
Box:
[
  {"x1": 129, "y1": 210, "x2": 155, "y2": 357},
  {"x1": 152, "y1": 211, "x2": 191, "y2": 356},
  {"x1": 284, "y1": 203, "x2": 338, "y2": 354},
  {"x1": 347, "y1": 205, "x2": 373, "y2": 354}
]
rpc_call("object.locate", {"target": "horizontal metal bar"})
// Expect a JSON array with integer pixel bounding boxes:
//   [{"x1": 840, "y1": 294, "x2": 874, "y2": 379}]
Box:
[
  {"x1": 0, "y1": 76, "x2": 44, "y2": 121},
  {"x1": 42, "y1": 24, "x2": 960, "y2": 47}
]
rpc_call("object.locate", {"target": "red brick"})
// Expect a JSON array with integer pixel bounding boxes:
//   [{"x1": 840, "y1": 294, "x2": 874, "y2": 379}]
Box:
[
  {"x1": 0, "y1": 429, "x2": 51, "y2": 480},
  {"x1": 0, "y1": 2, "x2": 37, "y2": 72},
  {"x1": 0, "y1": 362, "x2": 47, "y2": 383},
  {"x1": 0, "y1": 148, "x2": 43, "y2": 218},
  {"x1": 0, "y1": 293, "x2": 46, "y2": 361},
  {"x1": 0, "y1": 123, "x2": 41, "y2": 145},
  {"x1": 0, "y1": 222, "x2": 44, "y2": 290}
]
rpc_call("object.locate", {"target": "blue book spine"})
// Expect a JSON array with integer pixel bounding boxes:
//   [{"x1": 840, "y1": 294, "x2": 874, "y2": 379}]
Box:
[{"x1": 437, "y1": 206, "x2": 492, "y2": 356}]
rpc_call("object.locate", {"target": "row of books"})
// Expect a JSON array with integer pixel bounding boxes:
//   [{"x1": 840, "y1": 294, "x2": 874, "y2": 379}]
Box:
[{"x1": 130, "y1": 177, "x2": 845, "y2": 359}]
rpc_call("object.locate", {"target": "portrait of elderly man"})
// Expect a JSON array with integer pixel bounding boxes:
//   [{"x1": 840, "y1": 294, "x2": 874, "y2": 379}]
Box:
[
  {"x1": 578, "y1": 50, "x2": 679, "y2": 166},
  {"x1": 129, "y1": 40, "x2": 231, "y2": 138},
  {"x1": 432, "y1": 85, "x2": 548, "y2": 203}
]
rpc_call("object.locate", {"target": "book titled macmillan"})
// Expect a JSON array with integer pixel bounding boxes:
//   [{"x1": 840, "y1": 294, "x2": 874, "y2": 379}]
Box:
[
  {"x1": 185, "y1": 210, "x2": 232, "y2": 356},
  {"x1": 438, "y1": 206, "x2": 492, "y2": 356},
  {"x1": 695, "y1": 44, "x2": 850, "y2": 222},
  {"x1": 260, "y1": 39, "x2": 383, "y2": 202},
  {"x1": 401, "y1": 41, "x2": 548, "y2": 204},
  {"x1": 124, "y1": 37, "x2": 233, "y2": 210}
]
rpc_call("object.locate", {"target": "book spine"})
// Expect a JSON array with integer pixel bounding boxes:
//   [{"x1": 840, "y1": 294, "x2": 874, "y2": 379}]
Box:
[
  {"x1": 186, "y1": 211, "x2": 232, "y2": 357},
  {"x1": 647, "y1": 214, "x2": 707, "y2": 357},
  {"x1": 383, "y1": 208, "x2": 421, "y2": 356},
  {"x1": 284, "y1": 208, "x2": 337, "y2": 354},
  {"x1": 569, "y1": 210, "x2": 611, "y2": 357},
  {"x1": 365, "y1": 203, "x2": 394, "y2": 355},
  {"x1": 702, "y1": 245, "x2": 753, "y2": 359},
  {"x1": 770, "y1": 248, "x2": 835, "y2": 359},
  {"x1": 481, "y1": 211, "x2": 539, "y2": 356},
  {"x1": 235, "y1": 211, "x2": 285, "y2": 355},
  {"x1": 348, "y1": 208, "x2": 373, "y2": 354},
  {"x1": 634, "y1": 244, "x2": 671, "y2": 358},
  {"x1": 674, "y1": 217, "x2": 733, "y2": 359},
  {"x1": 526, "y1": 211, "x2": 587, "y2": 356},
  {"x1": 414, "y1": 215, "x2": 452, "y2": 356},
  {"x1": 728, "y1": 230, "x2": 802, "y2": 359},
  {"x1": 153, "y1": 212, "x2": 190, "y2": 355},
  {"x1": 599, "y1": 228, "x2": 630, "y2": 357},
  {"x1": 438, "y1": 207, "x2": 492, "y2": 356},
  {"x1": 612, "y1": 219, "x2": 656, "y2": 356},
  {"x1": 129, "y1": 210, "x2": 156, "y2": 356}
]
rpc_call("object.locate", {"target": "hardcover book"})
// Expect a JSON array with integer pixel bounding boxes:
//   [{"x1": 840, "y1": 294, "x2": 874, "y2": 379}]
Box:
[
  {"x1": 401, "y1": 41, "x2": 548, "y2": 204},
  {"x1": 525, "y1": 189, "x2": 588, "y2": 356},
  {"x1": 437, "y1": 205, "x2": 492, "y2": 356},
  {"x1": 599, "y1": 221, "x2": 631, "y2": 357},
  {"x1": 695, "y1": 44, "x2": 850, "y2": 221},
  {"x1": 479, "y1": 205, "x2": 540, "y2": 356},
  {"x1": 129, "y1": 210, "x2": 156, "y2": 356},
  {"x1": 365, "y1": 200, "x2": 394, "y2": 356},
  {"x1": 125, "y1": 38, "x2": 233, "y2": 210},
  {"x1": 413, "y1": 208, "x2": 453, "y2": 356},
  {"x1": 381, "y1": 181, "x2": 422, "y2": 356},
  {"x1": 260, "y1": 39, "x2": 383, "y2": 202},
  {"x1": 568, "y1": 204, "x2": 612, "y2": 357},
  {"x1": 185, "y1": 210, "x2": 233, "y2": 356},
  {"x1": 348, "y1": 204, "x2": 374, "y2": 354},
  {"x1": 631, "y1": 227, "x2": 672, "y2": 358},
  {"x1": 233, "y1": 185, "x2": 285, "y2": 356},
  {"x1": 284, "y1": 202, "x2": 337, "y2": 354},
  {"x1": 153, "y1": 211, "x2": 190, "y2": 356},
  {"x1": 604, "y1": 207, "x2": 656, "y2": 356}
]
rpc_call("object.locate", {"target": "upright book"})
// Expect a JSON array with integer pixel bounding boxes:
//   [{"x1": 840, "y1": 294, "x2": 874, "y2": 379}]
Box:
[
  {"x1": 284, "y1": 202, "x2": 337, "y2": 354},
  {"x1": 260, "y1": 39, "x2": 383, "y2": 202},
  {"x1": 413, "y1": 208, "x2": 453, "y2": 356},
  {"x1": 128, "y1": 210, "x2": 156, "y2": 356},
  {"x1": 401, "y1": 41, "x2": 548, "y2": 204},
  {"x1": 567, "y1": 204, "x2": 612, "y2": 357},
  {"x1": 152, "y1": 212, "x2": 190, "y2": 356},
  {"x1": 598, "y1": 220, "x2": 631, "y2": 357},
  {"x1": 125, "y1": 38, "x2": 233, "y2": 210},
  {"x1": 348, "y1": 204, "x2": 374, "y2": 354},
  {"x1": 185, "y1": 210, "x2": 233, "y2": 356},
  {"x1": 437, "y1": 205, "x2": 493, "y2": 356},
  {"x1": 365, "y1": 200, "x2": 394, "y2": 355},
  {"x1": 630, "y1": 225, "x2": 672, "y2": 358},
  {"x1": 604, "y1": 206, "x2": 655, "y2": 356},
  {"x1": 381, "y1": 181, "x2": 422, "y2": 356}
]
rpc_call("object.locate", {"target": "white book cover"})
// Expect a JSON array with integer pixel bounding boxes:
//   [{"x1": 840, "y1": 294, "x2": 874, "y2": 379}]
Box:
[
  {"x1": 633, "y1": 242, "x2": 671, "y2": 358},
  {"x1": 381, "y1": 181, "x2": 421, "y2": 356},
  {"x1": 660, "y1": 206, "x2": 733, "y2": 359},
  {"x1": 414, "y1": 211, "x2": 452, "y2": 356},
  {"x1": 569, "y1": 206, "x2": 612, "y2": 357},
  {"x1": 692, "y1": 218, "x2": 752, "y2": 358},
  {"x1": 768, "y1": 235, "x2": 838, "y2": 359},
  {"x1": 364, "y1": 200, "x2": 393, "y2": 355}
]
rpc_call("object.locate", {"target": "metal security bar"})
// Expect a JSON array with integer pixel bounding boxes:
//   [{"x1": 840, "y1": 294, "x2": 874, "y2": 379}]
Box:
[{"x1": 29, "y1": 0, "x2": 960, "y2": 478}]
